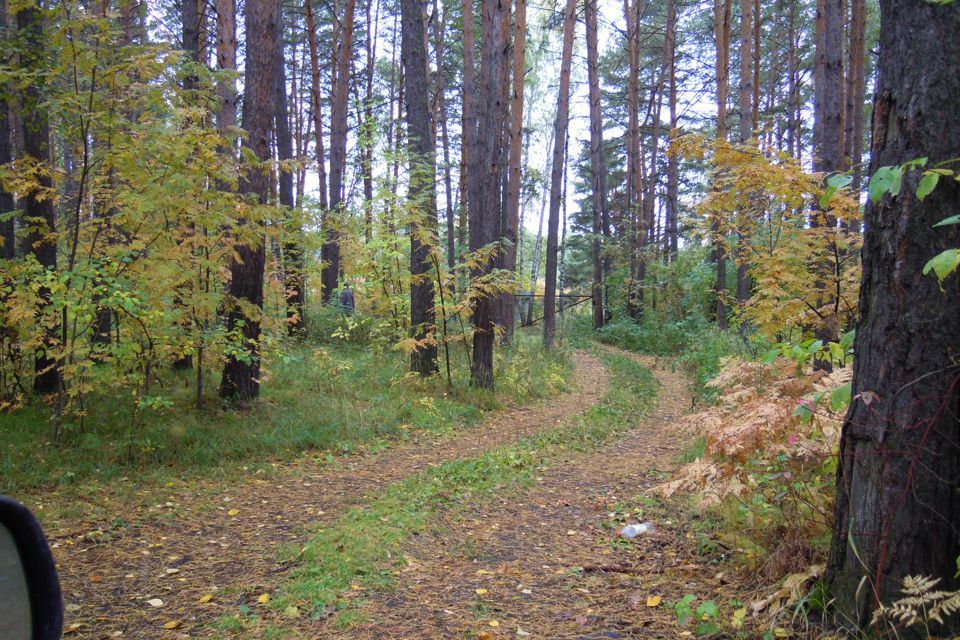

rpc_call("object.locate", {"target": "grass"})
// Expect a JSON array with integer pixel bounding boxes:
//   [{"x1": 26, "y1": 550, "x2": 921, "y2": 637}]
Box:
[
  {"x1": 0, "y1": 330, "x2": 571, "y2": 507},
  {"x1": 216, "y1": 350, "x2": 659, "y2": 632},
  {"x1": 580, "y1": 315, "x2": 746, "y2": 403}
]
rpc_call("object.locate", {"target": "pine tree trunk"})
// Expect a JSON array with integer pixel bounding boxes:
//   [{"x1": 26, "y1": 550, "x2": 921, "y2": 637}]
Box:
[
  {"x1": 541, "y1": 0, "x2": 575, "y2": 349},
  {"x1": 401, "y1": 0, "x2": 439, "y2": 375},
  {"x1": 585, "y1": 0, "x2": 607, "y2": 330},
  {"x1": 826, "y1": 3, "x2": 960, "y2": 634},
  {"x1": 17, "y1": 2, "x2": 60, "y2": 395},
  {"x1": 843, "y1": 0, "x2": 866, "y2": 233},
  {"x1": 468, "y1": 0, "x2": 508, "y2": 388},
  {"x1": 0, "y1": 0, "x2": 13, "y2": 261},
  {"x1": 496, "y1": 0, "x2": 525, "y2": 340},
  {"x1": 713, "y1": 0, "x2": 730, "y2": 330},
  {"x1": 664, "y1": 0, "x2": 679, "y2": 262},
  {"x1": 304, "y1": 0, "x2": 329, "y2": 213},
  {"x1": 322, "y1": 0, "x2": 355, "y2": 300},
  {"x1": 274, "y1": 3, "x2": 304, "y2": 335},
  {"x1": 219, "y1": 0, "x2": 276, "y2": 401},
  {"x1": 735, "y1": 0, "x2": 753, "y2": 307},
  {"x1": 361, "y1": 0, "x2": 378, "y2": 243}
]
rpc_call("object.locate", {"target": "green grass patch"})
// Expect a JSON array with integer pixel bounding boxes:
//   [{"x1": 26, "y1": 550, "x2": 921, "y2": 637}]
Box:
[
  {"x1": 251, "y1": 350, "x2": 658, "y2": 628},
  {"x1": 0, "y1": 331, "x2": 570, "y2": 506}
]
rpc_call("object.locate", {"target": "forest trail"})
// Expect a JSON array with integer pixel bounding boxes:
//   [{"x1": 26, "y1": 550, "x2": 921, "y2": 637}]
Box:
[
  {"x1": 328, "y1": 348, "x2": 711, "y2": 639},
  {"x1": 49, "y1": 351, "x2": 611, "y2": 637}
]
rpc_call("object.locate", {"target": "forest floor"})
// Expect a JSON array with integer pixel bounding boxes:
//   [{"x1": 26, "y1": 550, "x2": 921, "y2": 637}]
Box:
[{"x1": 41, "y1": 347, "x2": 735, "y2": 639}]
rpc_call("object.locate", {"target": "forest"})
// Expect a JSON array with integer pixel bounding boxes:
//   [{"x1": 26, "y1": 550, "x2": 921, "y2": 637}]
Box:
[{"x1": 0, "y1": 0, "x2": 958, "y2": 634}]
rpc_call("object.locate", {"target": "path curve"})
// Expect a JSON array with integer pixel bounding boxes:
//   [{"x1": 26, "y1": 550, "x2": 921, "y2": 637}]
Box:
[
  {"x1": 338, "y1": 347, "x2": 701, "y2": 639},
  {"x1": 50, "y1": 350, "x2": 609, "y2": 638}
]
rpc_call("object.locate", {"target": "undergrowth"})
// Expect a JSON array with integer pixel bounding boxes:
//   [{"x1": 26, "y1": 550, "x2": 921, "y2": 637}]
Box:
[
  {"x1": 587, "y1": 315, "x2": 745, "y2": 403},
  {"x1": 0, "y1": 330, "x2": 570, "y2": 500},
  {"x1": 214, "y1": 351, "x2": 658, "y2": 631}
]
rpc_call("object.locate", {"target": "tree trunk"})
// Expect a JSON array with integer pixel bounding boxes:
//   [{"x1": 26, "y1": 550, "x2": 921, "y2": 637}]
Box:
[
  {"x1": 460, "y1": 0, "x2": 478, "y2": 262},
  {"x1": 274, "y1": 3, "x2": 303, "y2": 335},
  {"x1": 17, "y1": 1, "x2": 60, "y2": 395},
  {"x1": 542, "y1": 0, "x2": 575, "y2": 349},
  {"x1": 0, "y1": 0, "x2": 13, "y2": 261},
  {"x1": 586, "y1": 0, "x2": 607, "y2": 330},
  {"x1": 813, "y1": 0, "x2": 843, "y2": 182},
  {"x1": 468, "y1": 0, "x2": 508, "y2": 388},
  {"x1": 361, "y1": 0, "x2": 378, "y2": 243},
  {"x1": 826, "y1": 3, "x2": 960, "y2": 635},
  {"x1": 843, "y1": 0, "x2": 866, "y2": 233},
  {"x1": 496, "y1": 0, "x2": 525, "y2": 340},
  {"x1": 664, "y1": 0, "x2": 679, "y2": 262},
  {"x1": 713, "y1": 0, "x2": 731, "y2": 330},
  {"x1": 321, "y1": 0, "x2": 355, "y2": 301},
  {"x1": 219, "y1": 0, "x2": 276, "y2": 401},
  {"x1": 401, "y1": 0, "x2": 439, "y2": 375},
  {"x1": 624, "y1": 0, "x2": 643, "y2": 319},
  {"x1": 304, "y1": 0, "x2": 329, "y2": 213},
  {"x1": 735, "y1": 0, "x2": 753, "y2": 307}
]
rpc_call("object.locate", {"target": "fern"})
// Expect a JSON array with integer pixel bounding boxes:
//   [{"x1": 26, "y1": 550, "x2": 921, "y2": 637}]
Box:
[{"x1": 872, "y1": 575, "x2": 960, "y2": 629}]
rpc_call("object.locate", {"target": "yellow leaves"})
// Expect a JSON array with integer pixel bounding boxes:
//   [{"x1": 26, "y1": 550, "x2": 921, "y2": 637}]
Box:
[
  {"x1": 162, "y1": 620, "x2": 181, "y2": 630},
  {"x1": 646, "y1": 595, "x2": 662, "y2": 607},
  {"x1": 488, "y1": 620, "x2": 500, "y2": 627},
  {"x1": 197, "y1": 594, "x2": 214, "y2": 604},
  {"x1": 257, "y1": 593, "x2": 271, "y2": 604},
  {"x1": 475, "y1": 588, "x2": 489, "y2": 596},
  {"x1": 227, "y1": 508, "x2": 239, "y2": 516}
]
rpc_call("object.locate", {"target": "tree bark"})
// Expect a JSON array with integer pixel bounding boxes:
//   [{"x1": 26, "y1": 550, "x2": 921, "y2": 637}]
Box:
[
  {"x1": 713, "y1": 0, "x2": 731, "y2": 330},
  {"x1": 0, "y1": 0, "x2": 13, "y2": 261},
  {"x1": 542, "y1": 0, "x2": 575, "y2": 349},
  {"x1": 586, "y1": 0, "x2": 607, "y2": 330},
  {"x1": 468, "y1": 0, "x2": 508, "y2": 388},
  {"x1": 735, "y1": 0, "x2": 753, "y2": 307},
  {"x1": 664, "y1": 0, "x2": 679, "y2": 262},
  {"x1": 496, "y1": 0, "x2": 525, "y2": 340},
  {"x1": 401, "y1": 0, "x2": 439, "y2": 375},
  {"x1": 274, "y1": 3, "x2": 304, "y2": 335},
  {"x1": 826, "y1": 2, "x2": 960, "y2": 634},
  {"x1": 843, "y1": 0, "x2": 866, "y2": 232},
  {"x1": 321, "y1": 0, "x2": 355, "y2": 301},
  {"x1": 304, "y1": 0, "x2": 329, "y2": 213},
  {"x1": 17, "y1": 1, "x2": 60, "y2": 395},
  {"x1": 219, "y1": 0, "x2": 276, "y2": 401}
]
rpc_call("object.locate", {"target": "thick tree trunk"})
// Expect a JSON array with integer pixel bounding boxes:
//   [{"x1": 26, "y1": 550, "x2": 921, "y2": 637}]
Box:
[
  {"x1": 468, "y1": 0, "x2": 508, "y2": 388},
  {"x1": 215, "y1": 0, "x2": 237, "y2": 133},
  {"x1": 219, "y1": 0, "x2": 276, "y2": 401},
  {"x1": 541, "y1": 0, "x2": 575, "y2": 349},
  {"x1": 826, "y1": 2, "x2": 960, "y2": 635},
  {"x1": 17, "y1": 2, "x2": 60, "y2": 395},
  {"x1": 585, "y1": 0, "x2": 607, "y2": 330},
  {"x1": 460, "y1": 0, "x2": 478, "y2": 262},
  {"x1": 321, "y1": 0, "x2": 355, "y2": 301},
  {"x1": 813, "y1": 0, "x2": 843, "y2": 181},
  {"x1": 401, "y1": 0, "x2": 439, "y2": 375},
  {"x1": 495, "y1": 0, "x2": 525, "y2": 340}
]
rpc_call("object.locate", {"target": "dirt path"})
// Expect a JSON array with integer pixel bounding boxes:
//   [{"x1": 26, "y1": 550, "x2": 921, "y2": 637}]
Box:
[
  {"x1": 334, "y1": 351, "x2": 717, "y2": 639},
  {"x1": 50, "y1": 351, "x2": 609, "y2": 638}
]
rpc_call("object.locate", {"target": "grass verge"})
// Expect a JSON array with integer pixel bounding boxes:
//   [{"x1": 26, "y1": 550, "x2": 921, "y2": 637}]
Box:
[
  {"x1": 1, "y1": 331, "x2": 570, "y2": 522},
  {"x1": 213, "y1": 350, "x2": 658, "y2": 633}
]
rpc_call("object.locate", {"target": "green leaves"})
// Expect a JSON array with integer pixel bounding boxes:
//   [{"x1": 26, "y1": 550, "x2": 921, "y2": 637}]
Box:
[
  {"x1": 923, "y1": 249, "x2": 960, "y2": 284},
  {"x1": 819, "y1": 173, "x2": 852, "y2": 208},
  {"x1": 830, "y1": 383, "x2": 852, "y2": 413},
  {"x1": 916, "y1": 172, "x2": 940, "y2": 201},
  {"x1": 869, "y1": 165, "x2": 902, "y2": 204}
]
